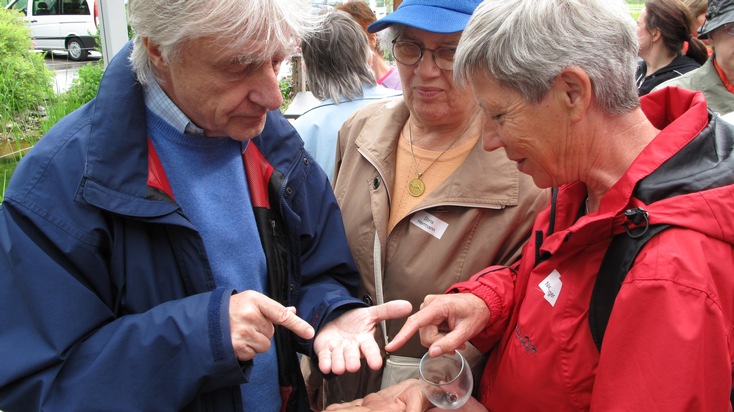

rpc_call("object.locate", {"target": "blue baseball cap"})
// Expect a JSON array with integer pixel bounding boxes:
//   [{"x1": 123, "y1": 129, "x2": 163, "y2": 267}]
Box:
[{"x1": 367, "y1": 0, "x2": 482, "y2": 34}]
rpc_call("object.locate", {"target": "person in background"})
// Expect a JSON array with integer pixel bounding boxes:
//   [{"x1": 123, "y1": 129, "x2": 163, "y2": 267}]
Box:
[
  {"x1": 0, "y1": 0, "x2": 413, "y2": 410},
  {"x1": 635, "y1": 0, "x2": 708, "y2": 95},
  {"x1": 303, "y1": 0, "x2": 548, "y2": 408},
  {"x1": 681, "y1": 0, "x2": 714, "y2": 55},
  {"x1": 293, "y1": 11, "x2": 401, "y2": 180},
  {"x1": 329, "y1": 0, "x2": 734, "y2": 410},
  {"x1": 655, "y1": 0, "x2": 734, "y2": 115},
  {"x1": 336, "y1": 0, "x2": 402, "y2": 90},
  {"x1": 682, "y1": 0, "x2": 709, "y2": 36}
]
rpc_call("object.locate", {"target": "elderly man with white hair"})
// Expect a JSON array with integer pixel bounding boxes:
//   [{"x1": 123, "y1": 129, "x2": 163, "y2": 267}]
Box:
[{"x1": 0, "y1": 0, "x2": 413, "y2": 410}]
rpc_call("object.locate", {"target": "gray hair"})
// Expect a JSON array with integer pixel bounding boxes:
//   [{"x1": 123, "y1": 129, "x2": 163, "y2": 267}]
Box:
[
  {"x1": 376, "y1": 25, "x2": 402, "y2": 56},
  {"x1": 301, "y1": 11, "x2": 376, "y2": 103},
  {"x1": 455, "y1": 0, "x2": 640, "y2": 115},
  {"x1": 128, "y1": 0, "x2": 311, "y2": 86}
]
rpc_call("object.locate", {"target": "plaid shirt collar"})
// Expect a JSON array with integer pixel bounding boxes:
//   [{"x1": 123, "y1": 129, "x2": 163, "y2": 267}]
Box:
[{"x1": 143, "y1": 76, "x2": 205, "y2": 136}]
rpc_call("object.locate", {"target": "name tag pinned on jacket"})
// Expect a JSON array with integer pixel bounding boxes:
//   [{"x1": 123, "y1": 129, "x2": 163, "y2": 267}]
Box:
[
  {"x1": 410, "y1": 211, "x2": 448, "y2": 240},
  {"x1": 539, "y1": 269, "x2": 562, "y2": 306}
]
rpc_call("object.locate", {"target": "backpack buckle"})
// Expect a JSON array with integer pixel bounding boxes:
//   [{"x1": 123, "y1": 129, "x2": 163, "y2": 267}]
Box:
[{"x1": 623, "y1": 207, "x2": 650, "y2": 239}]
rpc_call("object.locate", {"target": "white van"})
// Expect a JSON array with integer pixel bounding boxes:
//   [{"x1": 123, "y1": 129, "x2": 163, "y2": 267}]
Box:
[{"x1": 5, "y1": 0, "x2": 98, "y2": 61}]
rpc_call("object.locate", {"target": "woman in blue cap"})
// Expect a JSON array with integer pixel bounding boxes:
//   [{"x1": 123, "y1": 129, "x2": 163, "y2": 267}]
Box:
[{"x1": 301, "y1": 0, "x2": 548, "y2": 409}]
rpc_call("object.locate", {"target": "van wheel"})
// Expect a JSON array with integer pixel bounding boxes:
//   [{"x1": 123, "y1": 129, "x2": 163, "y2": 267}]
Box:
[{"x1": 67, "y1": 37, "x2": 89, "y2": 61}]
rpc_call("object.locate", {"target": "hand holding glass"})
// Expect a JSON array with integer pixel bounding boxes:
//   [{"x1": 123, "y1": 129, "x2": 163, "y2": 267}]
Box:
[{"x1": 418, "y1": 350, "x2": 473, "y2": 410}]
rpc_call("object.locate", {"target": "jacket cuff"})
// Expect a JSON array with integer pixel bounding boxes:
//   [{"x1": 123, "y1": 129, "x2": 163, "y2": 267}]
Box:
[
  {"x1": 298, "y1": 298, "x2": 366, "y2": 357},
  {"x1": 448, "y1": 281, "x2": 504, "y2": 353}
]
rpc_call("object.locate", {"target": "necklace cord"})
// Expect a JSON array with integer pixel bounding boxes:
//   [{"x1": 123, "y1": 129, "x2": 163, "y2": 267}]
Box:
[{"x1": 407, "y1": 116, "x2": 476, "y2": 178}]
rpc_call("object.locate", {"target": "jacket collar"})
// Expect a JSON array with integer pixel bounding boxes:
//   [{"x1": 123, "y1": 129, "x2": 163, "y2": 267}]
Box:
[
  {"x1": 354, "y1": 98, "x2": 524, "y2": 208},
  {"x1": 544, "y1": 87, "x2": 734, "y2": 254},
  {"x1": 80, "y1": 41, "x2": 180, "y2": 218},
  {"x1": 646, "y1": 55, "x2": 700, "y2": 78},
  {"x1": 605, "y1": 86, "x2": 710, "y2": 210}
]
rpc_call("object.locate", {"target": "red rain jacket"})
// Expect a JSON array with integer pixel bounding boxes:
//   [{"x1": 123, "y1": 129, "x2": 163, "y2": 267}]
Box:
[{"x1": 454, "y1": 87, "x2": 734, "y2": 411}]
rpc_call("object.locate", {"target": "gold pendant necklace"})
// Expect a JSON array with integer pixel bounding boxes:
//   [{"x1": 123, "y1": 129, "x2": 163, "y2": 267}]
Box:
[
  {"x1": 407, "y1": 118, "x2": 474, "y2": 197},
  {"x1": 408, "y1": 176, "x2": 426, "y2": 197}
]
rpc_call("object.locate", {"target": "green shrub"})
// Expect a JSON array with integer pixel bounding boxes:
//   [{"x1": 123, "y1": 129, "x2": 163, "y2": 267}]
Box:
[
  {"x1": 40, "y1": 61, "x2": 103, "y2": 134},
  {"x1": 279, "y1": 75, "x2": 294, "y2": 112},
  {"x1": 0, "y1": 9, "x2": 53, "y2": 118},
  {"x1": 65, "y1": 61, "x2": 103, "y2": 105}
]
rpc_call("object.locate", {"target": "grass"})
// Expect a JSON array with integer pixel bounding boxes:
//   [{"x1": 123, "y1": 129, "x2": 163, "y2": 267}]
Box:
[
  {"x1": 0, "y1": 136, "x2": 35, "y2": 198},
  {"x1": 628, "y1": 3, "x2": 643, "y2": 21}
]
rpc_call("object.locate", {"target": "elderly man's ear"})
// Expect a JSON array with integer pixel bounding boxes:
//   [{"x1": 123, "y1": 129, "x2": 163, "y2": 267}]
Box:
[
  {"x1": 142, "y1": 37, "x2": 167, "y2": 70},
  {"x1": 555, "y1": 66, "x2": 593, "y2": 122}
]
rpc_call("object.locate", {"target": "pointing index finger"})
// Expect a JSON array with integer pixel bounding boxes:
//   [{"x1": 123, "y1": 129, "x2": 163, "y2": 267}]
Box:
[
  {"x1": 259, "y1": 298, "x2": 315, "y2": 340},
  {"x1": 384, "y1": 307, "x2": 435, "y2": 353}
]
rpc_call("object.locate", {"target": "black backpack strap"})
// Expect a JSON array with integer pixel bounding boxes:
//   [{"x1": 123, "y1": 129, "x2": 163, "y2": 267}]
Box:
[{"x1": 588, "y1": 209, "x2": 671, "y2": 351}]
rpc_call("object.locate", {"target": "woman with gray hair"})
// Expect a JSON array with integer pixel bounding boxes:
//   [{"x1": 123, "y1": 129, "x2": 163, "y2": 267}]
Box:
[
  {"x1": 308, "y1": 0, "x2": 548, "y2": 409},
  {"x1": 330, "y1": 0, "x2": 734, "y2": 410},
  {"x1": 293, "y1": 11, "x2": 401, "y2": 180}
]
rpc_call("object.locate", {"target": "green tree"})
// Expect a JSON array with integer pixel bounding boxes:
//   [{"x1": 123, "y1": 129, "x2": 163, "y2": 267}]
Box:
[{"x1": 0, "y1": 9, "x2": 53, "y2": 118}]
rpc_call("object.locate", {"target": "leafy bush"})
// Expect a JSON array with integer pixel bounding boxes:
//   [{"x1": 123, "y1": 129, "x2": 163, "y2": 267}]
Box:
[
  {"x1": 65, "y1": 61, "x2": 103, "y2": 105},
  {"x1": 279, "y1": 75, "x2": 294, "y2": 112},
  {"x1": 40, "y1": 61, "x2": 103, "y2": 134},
  {"x1": 0, "y1": 9, "x2": 53, "y2": 118},
  {"x1": 0, "y1": 9, "x2": 102, "y2": 198},
  {"x1": 0, "y1": 8, "x2": 51, "y2": 198}
]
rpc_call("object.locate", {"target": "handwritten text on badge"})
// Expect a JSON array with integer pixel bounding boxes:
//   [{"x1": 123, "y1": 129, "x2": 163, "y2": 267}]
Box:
[
  {"x1": 410, "y1": 211, "x2": 448, "y2": 240},
  {"x1": 539, "y1": 269, "x2": 562, "y2": 307}
]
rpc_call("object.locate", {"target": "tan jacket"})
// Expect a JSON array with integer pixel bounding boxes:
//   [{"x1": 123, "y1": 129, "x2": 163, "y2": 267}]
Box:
[{"x1": 312, "y1": 97, "x2": 548, "y2": 405}]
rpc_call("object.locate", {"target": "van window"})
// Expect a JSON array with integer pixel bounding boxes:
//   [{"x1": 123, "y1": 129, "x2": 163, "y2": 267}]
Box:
[
  {"x1": 7, "y1": 0, "x2": 29, "y2": 14},
  {"x1": 30, "y1": 0, "x2": 90, "y2": 16},
  {"x1": 34, "y1": 1, "x2": 54, "y2": 15},
  {"x1": 62, "y1": 0, "x2": 90, "y2": 15}
]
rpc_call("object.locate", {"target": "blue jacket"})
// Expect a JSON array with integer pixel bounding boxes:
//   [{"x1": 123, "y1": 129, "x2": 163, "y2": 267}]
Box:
[
  {"x1": 0, "y1": 43, "x2": 364, "y2": 411},
  {"x1": 293, "y1": 85, "x2": 401, "y2": 180}
]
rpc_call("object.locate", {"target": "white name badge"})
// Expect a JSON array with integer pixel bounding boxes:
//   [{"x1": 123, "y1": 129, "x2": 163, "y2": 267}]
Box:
[
  {"x1": 539, "y1": 269, "x2": 563, "y2": 307},
  {"x1": 410, "y1": 211, "x2": 448, "y2": 240}
]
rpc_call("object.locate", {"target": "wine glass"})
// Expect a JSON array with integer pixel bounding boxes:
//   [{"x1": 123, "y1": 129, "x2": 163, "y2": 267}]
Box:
[{"x1": 418, "y1": 350, "x2": 473, "y2": 410}]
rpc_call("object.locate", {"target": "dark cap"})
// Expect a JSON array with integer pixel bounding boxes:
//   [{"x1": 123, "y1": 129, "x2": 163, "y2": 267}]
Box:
[
  {"x1": 367, "y1": 0, "x2": 481, "y2": 34},
  {"x1": 699, "y1": 0, "x2": 734, "y2": 39}
]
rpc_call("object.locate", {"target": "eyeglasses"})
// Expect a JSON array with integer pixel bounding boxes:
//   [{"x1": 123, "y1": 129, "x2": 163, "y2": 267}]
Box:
[{"x1": 391, "y1": 39, "x2": 456, "y2": 71}]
